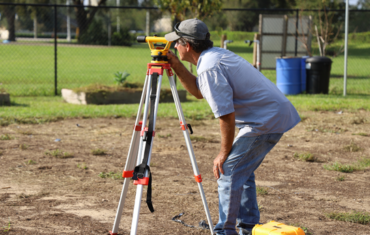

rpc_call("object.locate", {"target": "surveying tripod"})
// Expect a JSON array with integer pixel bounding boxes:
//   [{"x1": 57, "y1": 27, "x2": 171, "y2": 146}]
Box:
[{"x1": 109, "y1": 36, "x2": 214, "y2": 235}]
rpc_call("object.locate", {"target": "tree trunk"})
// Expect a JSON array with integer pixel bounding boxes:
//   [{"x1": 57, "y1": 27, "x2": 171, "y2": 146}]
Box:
[
  {"x1": 4, "y1": 6, "x2": 16, "y2": 41},
  {"x1": 73, "y1": 0, "x2": 107, "y2": 42}
]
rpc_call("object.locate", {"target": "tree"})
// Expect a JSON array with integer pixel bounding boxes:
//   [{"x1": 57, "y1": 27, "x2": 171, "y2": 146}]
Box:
[
  {"x1": 71, "y1": 0, "x2": 107, "y2": 41},
  {"x1": 0, "y1": 0, "x2": 52, "y2": 41},
  {"x1": 154, "y1": 0, "x2": 223, "y2": 27},
  {"x1": 0, "y1": 0, "x2": 17, "y2": 41}
]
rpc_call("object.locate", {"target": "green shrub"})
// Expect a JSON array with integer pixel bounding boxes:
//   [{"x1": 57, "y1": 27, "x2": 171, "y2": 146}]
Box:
[
  {"x1": 293, "y1": 152, "x2": 317, "y2": 162},
  {"x1": 326, "y1": 211, "x2": 370, "y2": 224},
  {"x1": 323, "y1": 162, "x2": 354, "y2": 173}
]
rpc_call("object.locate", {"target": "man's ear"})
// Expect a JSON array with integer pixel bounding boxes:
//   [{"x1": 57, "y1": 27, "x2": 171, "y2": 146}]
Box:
[{"x1": 186, "y1": 42, "x2": 192, "y2": 52}]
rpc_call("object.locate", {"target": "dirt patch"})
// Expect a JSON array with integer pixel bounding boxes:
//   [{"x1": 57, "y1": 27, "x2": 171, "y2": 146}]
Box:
[{"x1": 0, "y1": 110, "x2": 369, "y2": 234}]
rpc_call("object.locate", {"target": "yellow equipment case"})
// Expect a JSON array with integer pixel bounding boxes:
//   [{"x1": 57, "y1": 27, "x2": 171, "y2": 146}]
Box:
[{"x1": 252, "y1": 221, "x2": 305, "y2": 235}]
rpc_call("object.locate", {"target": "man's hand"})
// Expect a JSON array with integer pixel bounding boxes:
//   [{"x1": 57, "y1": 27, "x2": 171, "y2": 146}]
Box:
[
  {"x1": 166, "y1": 50, "x2": 181, "y2": 69},
  {"x1": 213, "y1": 112, "x2": 235, "y2": 179},
  {"x1": 213, "y1": 153, "x2": 228, "y2": 179},
  {"x1": 165, "y1": 50, "x2": 203, "y2": 99}
]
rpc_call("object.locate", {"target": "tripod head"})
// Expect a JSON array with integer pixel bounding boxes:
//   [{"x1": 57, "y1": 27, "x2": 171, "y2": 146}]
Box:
[{"x1": 137, "y1": 36, "x2": 172, "y2": 64}]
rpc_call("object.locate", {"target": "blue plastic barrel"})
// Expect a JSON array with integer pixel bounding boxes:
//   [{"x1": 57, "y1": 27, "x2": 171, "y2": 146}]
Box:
[
  {"x1": 301, "y1": 56, "x2": 309, "y2": 93},
  {"x1": 276, "y1": 58, "x2": 301, "y2": 95}
]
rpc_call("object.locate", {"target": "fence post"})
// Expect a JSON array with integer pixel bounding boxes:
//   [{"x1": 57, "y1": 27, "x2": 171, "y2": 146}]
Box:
[
  {"x1": 54, "y1": 4, "x2": 58, "y2": 96},
  {"x1": 295, "y1": 9, "x2": 298, "y2": 57}
]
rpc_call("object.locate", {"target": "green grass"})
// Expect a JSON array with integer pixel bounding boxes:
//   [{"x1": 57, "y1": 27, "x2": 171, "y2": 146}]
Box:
[
  {"x1": 326, "y1": 211, "x2": 370, "y2": 225},
  {"x1": 0, "y1": 134, "x2": 13, "y2": 140},
  {"x1": 336, "y1": 175, "x2": 346, "y2": 181},
  {"x1": 25, "y1": 160, "x2": 37, "y2": 165},
  {"x1": 98, "y1": 171, "x2": 123, "y2": 180},
  {"x1": 323, "y1": 162, "x2": 355, "y2": 173},
  {"x1": 0, "y1": 43, "x2": 187, "y2": 96},
  {"x1": 323, "y1": 158, "x2": 370, "y2": 173},
  {"x1": 45, "y1": 149, "x2": 74, "y2": 159},
  {"x1": 1, "y1": 39, "x2": 369, "y2": 96},
  {"x1": 293, "y1": 152, "x2": 317, "y2": 162},
  {"x1": 91, "y1": 149, "x2": 107, "y2": 156},
  {"x1": 0, "y1": 38, "x2": 369, "y2": 124},
  {"x1": 256, "y1": 187, "x2": 269, "y2": 196}
]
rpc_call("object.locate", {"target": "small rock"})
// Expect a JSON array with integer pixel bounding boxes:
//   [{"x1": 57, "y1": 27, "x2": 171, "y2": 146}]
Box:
[
  {"x1": 287, "y1": 144, "x2": 293, "y2": 147},
  {"x1": 54, "y1": 139, "x2": 61, "y2": 142}
]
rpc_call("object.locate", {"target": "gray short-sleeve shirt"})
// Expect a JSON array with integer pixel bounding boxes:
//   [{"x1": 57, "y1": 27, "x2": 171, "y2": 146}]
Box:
[{"x1": 196, "y1": 47, "x2": 300, "y2": 138}]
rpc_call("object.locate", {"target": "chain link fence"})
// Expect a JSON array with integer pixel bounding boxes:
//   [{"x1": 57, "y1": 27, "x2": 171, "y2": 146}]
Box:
[{"x1": 0, "y1": 3, "x2": 369, "y2": 96}]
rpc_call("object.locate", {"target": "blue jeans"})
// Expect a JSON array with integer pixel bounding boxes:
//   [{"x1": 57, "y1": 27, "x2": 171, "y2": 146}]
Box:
[{"x1": 214, "y1": 133, "x2": 283, "y2": 235}]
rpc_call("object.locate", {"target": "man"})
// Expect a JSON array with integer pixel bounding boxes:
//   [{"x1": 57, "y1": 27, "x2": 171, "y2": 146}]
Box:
[{"x1": 165, "y1": 19, "x2": 300, "y2": 235}]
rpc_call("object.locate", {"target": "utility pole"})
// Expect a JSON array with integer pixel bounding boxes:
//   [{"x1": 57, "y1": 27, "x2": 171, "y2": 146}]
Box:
[
  {"x1": 116, "y1": 0, "x2": 120, "y2": 33},
  {"x1": 66, "y1": 0, "x2": 71, "y2": 42}
]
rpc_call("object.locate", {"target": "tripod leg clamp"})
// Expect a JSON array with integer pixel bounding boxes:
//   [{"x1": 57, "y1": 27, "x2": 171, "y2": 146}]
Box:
[
  {"x1": 122, "y1": 170, "x2": 134, "y2": 178},
  {"x1": 134, "y1": 177, "x2": 149, "y2": 185}
]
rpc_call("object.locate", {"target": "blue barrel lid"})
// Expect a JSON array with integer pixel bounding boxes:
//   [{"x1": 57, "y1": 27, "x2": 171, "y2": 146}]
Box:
[{"x1": 306, "y1": 56, "x2": 332, "y2": 63}]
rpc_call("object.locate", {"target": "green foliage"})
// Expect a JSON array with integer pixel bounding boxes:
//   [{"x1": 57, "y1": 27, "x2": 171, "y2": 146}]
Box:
[
  {"x1": 352, "y1": 132, "x2": 368, "y2": 136},
  {"x1": 0, "y1": 134, "x2": 12, "y2": 140},
  {"x1": 155, "y1": 0, "x2": 223, "y2": 22},
  {"x1": 336, "y1": 175, "x2": 345, "y2": 181},
  {"x1": 114, "y1": 71, "x2": 130, "y2": 86},
  {"x1": 78, "y1": 18, "x2": 132, "y2": 46},
  {"x1": 91, "y1": 149, "x2": 107, "y2": 156},
  {"x1": 323, "y1": 162, "x2": 355, "y2": 173},
  {"x1": 19, "y1": 144, "x2": 28, "y2": 150},
  {"x1": 98, "y1": 171, "x2": 123, "y2": 180},
  {"x1": 190, "y1": 136, "x2": 207, "y2": 142},
  {"x1": 357, "y1": 157, "x2": 370, "y2": 168},
  {"x1": 77, "y1": 163, "x2": 88, "y2": 170},
  {"x1": 158, "y1": 133, "x2": 172, "y2": 138},
  {"x1": 25, "y1": 160, "x2": 37, "y2": 165},
  {"x1": 111, "y1": 30, "x2": 133, "y2": 46},
  {"x1": 256, "y1": 187, "x2": 269, "y2": 196},
  {"x1": 293, "y1": 152, "x2": 317, "y2": 162},
  {"x1": 326, "y1": 211, "x2": 370, "y2": 224},
  {"x1": 2, "y1": 219, "x2": 11, "y2": 232},
  {"x1": 45, "y1": 149, "x2": 73, "y2": 159},
  {"x1": 78, "y1": 19, "x2": 109, "y2": 45},
  {"x1": 324, "y1": 157, "x2": 370, "y2": 173},
  {"x1": 343, "y1": 141, "x2": 362, "y2": 152}
]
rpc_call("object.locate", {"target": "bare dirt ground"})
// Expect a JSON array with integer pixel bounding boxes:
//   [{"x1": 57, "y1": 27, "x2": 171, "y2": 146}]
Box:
[{"x1": 0, "y1": 110, "x2": 369, "y2": 235}]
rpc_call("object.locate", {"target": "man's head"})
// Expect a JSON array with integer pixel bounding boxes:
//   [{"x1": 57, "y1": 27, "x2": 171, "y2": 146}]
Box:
[{"x1": 165, "y1": 19, "x2": 213, "y2": 54}]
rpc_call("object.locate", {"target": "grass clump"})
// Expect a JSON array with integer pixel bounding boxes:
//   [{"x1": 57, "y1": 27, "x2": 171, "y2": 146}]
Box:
[
  {"x1": 98, "y1": 171, "x2": 123, "y2": 180},
  {"x1": 25, "y1": 160, "x2": 36, "y2": 165},
  {"x1": 326, "y1": 211, "x2": 370, "y2": 224},
  {"x1": 2, "y1": 220, "x2": 11, "y2": 232},
  {"x1": 336, "y1": 175, "x2": 346, "y2": 181},
  {"x1": 19, "y1": 144, "x2": 28, "y2": 150},
  {"x1": 91, "y1": 148, "x2": 107, "y2": 155},
  {"x1": 343, "y1": 141, "x2": 362, "y2": 152},
  {"x1": 256, "y1": 187, "x2": 268, "y2": 196},
  {"x1": 293, "y1": 152, "x2": 317, "y2": 162},
  {"x1": 190, "y1": 136, "x2": 207, "y2": 142},
  {"x1": 324, "y1": 162, "x2": 355, "y2": 173},
  {"x1": 324, "y1": 157, "x2": 370, "y2": 173},
  {"x1": 357, "y1": 157, "x2": 370, "y2": 168},
  {"x1": 289, "y1": 224, "x2": 311, "y2": 234},
  {"x1": 77, "y1": 163, "x2": 88, "y2": 170},
  {"x1": 352, "y1": 132, "x2": 368, "y2": 136},
  {"x1": 0, "y1": 134, "x2": 13, "y2": 140},
  {"x1": 158, "y1": 133, "x2": 172, "y2": 138},
  {"x1": 45, "y1": 149, "x2": 74, "y2": 159}
]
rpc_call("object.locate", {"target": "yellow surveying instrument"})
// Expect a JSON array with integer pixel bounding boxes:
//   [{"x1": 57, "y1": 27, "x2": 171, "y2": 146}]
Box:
[{"x1": 137, "y1": 36, "x2": 172, "y2": 64}]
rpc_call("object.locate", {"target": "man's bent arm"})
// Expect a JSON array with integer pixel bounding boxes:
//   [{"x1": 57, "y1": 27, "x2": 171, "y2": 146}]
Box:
[
  {"x1": 167, "y1": 51, "x2": 203, "y2": 99},
  {"x1": 213, "y1": 112, "x2": 235, "y2": 179}
]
